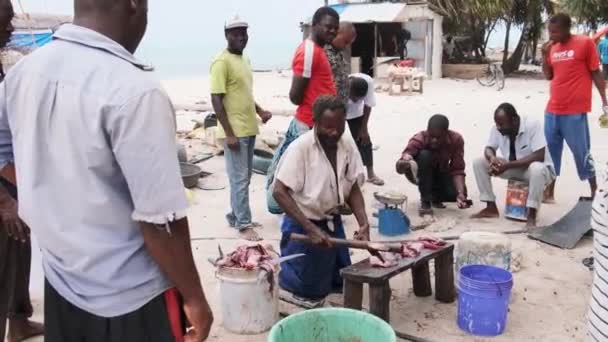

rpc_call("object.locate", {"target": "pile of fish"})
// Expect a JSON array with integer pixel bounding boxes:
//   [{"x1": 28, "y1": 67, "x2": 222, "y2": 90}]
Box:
[
  {"x1": 211, "y1": 244, "x2": 280, "y2": 293},
  {"x1": 214, "y1": 244, "x2": 277, "y2": 274},
  {"x1": 370, "y1": 236, "x2": 447, "y2": 268}
]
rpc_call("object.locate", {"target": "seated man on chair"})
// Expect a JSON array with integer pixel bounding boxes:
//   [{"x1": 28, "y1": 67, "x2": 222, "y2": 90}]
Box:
[
  {"x1": 471, "y1": 103, "x2": 556, "y2": 228},
  {"x1": 272, "y1": 95, "x2": 370, "y2": 305},
  {"x1": 396, "y1": 114, "x2": 470, "y2": 216}
]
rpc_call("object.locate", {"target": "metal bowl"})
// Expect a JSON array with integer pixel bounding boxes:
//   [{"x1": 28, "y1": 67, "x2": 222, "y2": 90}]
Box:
[
  {"x1": 252, "y1": 149, "x2": 274, "y2": 175},
  {"x1": 374, "y1": 190, "x2": 408, "y2": 206},
  {"x1": 180, "y1": 162, "x2": 202, "y2": 189}
]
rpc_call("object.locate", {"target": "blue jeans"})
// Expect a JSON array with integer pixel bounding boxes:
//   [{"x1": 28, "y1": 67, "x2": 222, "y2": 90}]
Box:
[
  {"x1": 544, "y1": 113, "x2": 595, "y2": 181},
  {"x1": 224, "y1": 136, "x2": 256, "y2": 229}
]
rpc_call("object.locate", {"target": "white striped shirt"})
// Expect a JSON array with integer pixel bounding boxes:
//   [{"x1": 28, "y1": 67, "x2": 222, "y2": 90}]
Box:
[{"x1": 590, "y1": 167, "x2": 608, "y2": 341}]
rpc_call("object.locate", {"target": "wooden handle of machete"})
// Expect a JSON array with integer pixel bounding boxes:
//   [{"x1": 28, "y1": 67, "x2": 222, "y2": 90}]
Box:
[{"x1": 289, "y1": 233, "x2": 375, "y2": 250}]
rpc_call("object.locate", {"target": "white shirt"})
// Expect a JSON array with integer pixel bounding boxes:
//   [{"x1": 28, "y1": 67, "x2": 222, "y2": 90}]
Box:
[
  {"x1": 274, "y1": 130, "x2": 365, "y2": 220},
  {"x1": 486, "y1": 116, "x2": 554, "y2": 168},
  {"x1": 346, "y1": 73, "x2": 376, "y2": 120},
  {"x1": 0, "y1": 24, "x2": 188, "y2": 317}
]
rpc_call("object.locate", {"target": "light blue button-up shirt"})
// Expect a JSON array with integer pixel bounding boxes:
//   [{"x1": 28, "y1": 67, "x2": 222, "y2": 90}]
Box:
[{"x1": 0, "y1": 24, "x2": 189, "y2": 317}]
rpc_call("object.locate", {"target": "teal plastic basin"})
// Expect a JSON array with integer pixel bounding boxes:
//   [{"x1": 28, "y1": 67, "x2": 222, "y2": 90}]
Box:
[{"x1": 268, "y1": 308, "x2": 396, "y2": 342}]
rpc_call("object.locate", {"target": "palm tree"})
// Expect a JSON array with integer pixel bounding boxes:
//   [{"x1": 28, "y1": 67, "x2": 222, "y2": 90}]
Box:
[
  {"x1": 428, "y1": 0, "x2": 513, "y2": 60},
  {"x1": 561, "y1": 0, "x2": 608, "y2": 29},
  {"x1": 502, "y1": 0, "x2": 553, "y2": 74}
]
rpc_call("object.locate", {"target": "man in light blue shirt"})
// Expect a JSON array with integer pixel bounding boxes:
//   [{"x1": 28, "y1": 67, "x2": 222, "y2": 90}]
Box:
[
  {"x1": 599, "y1": 34, "x2": 608, "y2": 79},
  {"x1": 0, "y1": 0, "x2": 213, "y2": 341}
]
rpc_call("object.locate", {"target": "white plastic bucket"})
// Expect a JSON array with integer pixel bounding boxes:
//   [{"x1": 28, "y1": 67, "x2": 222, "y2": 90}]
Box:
[{"x1": 216, "y1": 266, "x2": 279, "y2": 334}]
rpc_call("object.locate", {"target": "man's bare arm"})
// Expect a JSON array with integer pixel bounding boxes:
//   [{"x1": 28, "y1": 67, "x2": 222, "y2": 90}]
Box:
[
  {"x1": 542, "y1": 59, "x2": 554, "y2": 80},
  {"x1": 346, "y1": 182, "x2": 370, "y2": 240},
  {"x1": 541, "y1": 41, "x2": 554, "y2": 80},
  {"x1": 140, "y1": 218, "x2": 213, "y2": 338},
  {"x1": 273, "y1": 179, "x2": 332, "y2": 247},
  {"x1": 211, "y1": 94, "x2": 235, "y2": 138},
  {"x1": 591, "y1": 69, "x2": 608, "y2": 106},
  {"x1": 484, "y1": 147, "x2": 497, "y2": 162},
  {"x1": 452, "y1": 174, "x2": 466, "y2": 195},
  {"x1": 0, "y1": 163, "x2": 16, "y2": 185},
  {"x1": 289, "y1": 76, "x2": 310, "y2": 105},
  {"x1": 141, "y1": 218, "x2": 209, "y2": 304}
]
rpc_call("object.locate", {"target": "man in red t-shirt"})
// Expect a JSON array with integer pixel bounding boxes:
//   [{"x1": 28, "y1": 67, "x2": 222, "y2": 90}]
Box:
[
  {"x1": 266, "y1": 6, "x2": 339, "y2": 214},
  {"x1": 543, "y1": 13, "x2": 608, "y2": 200}
]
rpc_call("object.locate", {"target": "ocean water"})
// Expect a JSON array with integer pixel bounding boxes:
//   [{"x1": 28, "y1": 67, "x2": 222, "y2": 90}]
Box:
[
  {"x1": 137, "y1": 41, "x2": 297, "y2": 79},
  {"x1": 136, "y1": 22, "x2": 523, "y2": 80}
]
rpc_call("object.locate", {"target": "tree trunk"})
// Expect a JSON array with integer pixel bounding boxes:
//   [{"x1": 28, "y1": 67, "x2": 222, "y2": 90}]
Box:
[
  {"x1": 531, "y1": 36, "x2": 539, "y2": 63},
  {"x1": 503, "y1": 11, "x2": 535, "y2": 74},
  {"x1": 503, "y1": 20, "x2": 512, "y2": 64}
]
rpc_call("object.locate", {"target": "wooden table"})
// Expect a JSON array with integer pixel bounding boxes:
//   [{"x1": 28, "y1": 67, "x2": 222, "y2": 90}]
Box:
[{"x1": 340, "y1": 244, "x2": 455, "y2": 322}]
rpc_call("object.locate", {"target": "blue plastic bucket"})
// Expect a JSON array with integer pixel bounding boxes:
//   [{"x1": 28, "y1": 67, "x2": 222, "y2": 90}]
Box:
[
  {"x1": 457, "y1": 264, "x2": 513, "y2": 336},
  {"x1": 378, "y1": 207, "x2": 410, "y2": 236}
]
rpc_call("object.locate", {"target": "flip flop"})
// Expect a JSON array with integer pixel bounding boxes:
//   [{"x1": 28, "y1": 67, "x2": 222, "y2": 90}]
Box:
[
  {"x1": 367, "y1": 176, "x2": 385, "y2": 186},
  {"x1": 432, "y1": 201, "x2": 446, "y2": 209}
]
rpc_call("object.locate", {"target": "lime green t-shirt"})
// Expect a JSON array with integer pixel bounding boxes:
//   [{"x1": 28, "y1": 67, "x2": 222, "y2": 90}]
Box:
[{"x1": 210, "y1": 50, "x2": 258, "y2": 139}]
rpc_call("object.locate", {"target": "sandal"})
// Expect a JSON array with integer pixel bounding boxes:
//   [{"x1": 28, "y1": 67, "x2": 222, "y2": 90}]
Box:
[{"x1": 367, "y1": 176, "x2": 385, "y2": 186}]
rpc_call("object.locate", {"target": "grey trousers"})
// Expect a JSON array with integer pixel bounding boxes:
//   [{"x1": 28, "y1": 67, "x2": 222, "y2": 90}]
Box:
[
  {"x1": 0, "y1": 228, "x2": 33, "y2": 340},
  {"x1": 473, "y1": 157, "x2": 555, "y2": 209}
]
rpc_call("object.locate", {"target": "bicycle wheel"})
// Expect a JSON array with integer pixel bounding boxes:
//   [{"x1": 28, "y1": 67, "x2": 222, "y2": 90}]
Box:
[
  {"x1": 495, "y1": 66, "x2": 505, "y2": 91},
  {"x1": 476, "y1": 67, "x2": 496, "y2": 87}
]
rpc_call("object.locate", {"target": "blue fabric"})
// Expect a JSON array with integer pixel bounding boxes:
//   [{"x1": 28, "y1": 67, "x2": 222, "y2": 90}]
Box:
[
  {"x1": 279, "y1": 215, "x2": 351, "y2": 300},
  {"x1": 598, "y1": 39, "x2": 608, "y2": 64},
  {"x1": 265, "y1": 118, "x2": 310, "y2": 214},
  {"x1": 224, "y1": 136, "x2": 256, "y2": 228},
  {"x1": 544, "y1": 113, "x2": 595, "y2": 180},
  {"x1": 7, "y1": 31, "x2": 54, "y2": 52}
]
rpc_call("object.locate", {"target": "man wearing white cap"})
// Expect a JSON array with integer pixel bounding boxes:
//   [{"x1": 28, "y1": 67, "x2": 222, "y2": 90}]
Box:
[{"x1": 211, "y1": 15, "x2": 272, "y2": 241}]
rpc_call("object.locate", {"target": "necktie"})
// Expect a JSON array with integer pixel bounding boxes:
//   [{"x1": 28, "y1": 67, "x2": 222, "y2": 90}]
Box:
[{"x1": 509, "y1": 137, "x2": 516, "y2": 161}]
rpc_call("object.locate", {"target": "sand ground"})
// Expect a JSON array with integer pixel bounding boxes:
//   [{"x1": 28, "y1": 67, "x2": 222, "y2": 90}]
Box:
[{"x1": 19, "y1": 71, "x2": 607, "y2": 342}]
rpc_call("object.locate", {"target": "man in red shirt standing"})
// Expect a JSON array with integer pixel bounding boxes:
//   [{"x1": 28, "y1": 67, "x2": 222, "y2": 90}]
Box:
[
  {"x1": 543, "y1": 13, "x2": 608, "y2": 201},
  {"x1": 266, "y1": 6, "x2": 339, "y2": 214}
]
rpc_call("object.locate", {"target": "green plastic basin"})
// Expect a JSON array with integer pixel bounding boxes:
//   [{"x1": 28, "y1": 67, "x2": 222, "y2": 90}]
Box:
[{"x1": 268, "y1": 308, "x2": 396, "y2": 342}]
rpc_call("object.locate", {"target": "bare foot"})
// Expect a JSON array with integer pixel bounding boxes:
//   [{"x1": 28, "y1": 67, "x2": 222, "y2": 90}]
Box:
[
  {"x1": 471, "y1": 207, "x2": 500, "y2": 219},
  {"x1": 367, "y1": 176, "x2": 385, "y2": 186},
  {"x1": 8, "y1": 319, "x2": 44, "y2": 342},
  {"x1": 239, "y1": 228, "x2": 262, "y2": 241},
  {"x1": 526, "y1": 209, "x2": 538, "y2": 230},
  {"x1": 542, "y1": 197, "x2": 556, "y2": 204},
  {"x1": 525, "y1": 220, "x2": 537, "y2": 230},
  {"x1": 544, "y1": 180, "x2": 556, "y2": 204}
]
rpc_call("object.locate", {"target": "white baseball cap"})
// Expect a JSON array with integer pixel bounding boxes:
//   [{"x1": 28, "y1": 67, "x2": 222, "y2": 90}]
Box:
[{"x1": 225, "y1": 15, "x2": 249, "y2": 30}]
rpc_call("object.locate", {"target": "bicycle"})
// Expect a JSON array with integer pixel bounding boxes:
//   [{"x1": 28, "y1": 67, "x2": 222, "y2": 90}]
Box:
[{"x1": 476, "y1": 63, "x2": 505, "y2": 91}]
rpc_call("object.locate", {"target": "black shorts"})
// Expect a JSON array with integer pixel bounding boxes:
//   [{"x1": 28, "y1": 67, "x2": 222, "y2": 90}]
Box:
[
  {"x1": 44, "y1": 281, "x2": 185, "y2": 342},
  {"x1": 603, "y1": 64, "x2": 608, "y2": 80}
]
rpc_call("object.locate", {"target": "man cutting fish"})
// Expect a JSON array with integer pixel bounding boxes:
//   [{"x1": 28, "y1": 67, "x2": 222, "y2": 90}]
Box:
[{"x1": 272, "y1": 95, "x2": 370, "y2": 306}]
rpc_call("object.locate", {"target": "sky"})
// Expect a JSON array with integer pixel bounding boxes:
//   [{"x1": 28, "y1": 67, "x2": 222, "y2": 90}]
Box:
[
  {"x1": 17, "y1": 0, "x2": 326, "y2": 77},
  {"x1": 16, "y1": 0, "x2": 520, "y2": 78}
]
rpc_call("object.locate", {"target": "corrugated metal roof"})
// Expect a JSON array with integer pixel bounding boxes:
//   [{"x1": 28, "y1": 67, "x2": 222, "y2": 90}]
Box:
[{"x1": 331, "y1": 3, "x2": 407, "y2": 23}]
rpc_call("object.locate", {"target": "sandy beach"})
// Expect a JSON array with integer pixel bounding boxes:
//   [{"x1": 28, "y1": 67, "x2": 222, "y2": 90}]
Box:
[{"x1": 23, "y1": 71, "x2": 606, "y2": 342}]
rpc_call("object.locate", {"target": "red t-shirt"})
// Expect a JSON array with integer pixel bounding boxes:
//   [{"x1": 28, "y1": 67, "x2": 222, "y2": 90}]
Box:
[
  {"x1": 546, "y1": 35, "x2": 601, "y2": 114},
  {"x1": 292, "y1": 39, "x2": 336, "y2": 127}
]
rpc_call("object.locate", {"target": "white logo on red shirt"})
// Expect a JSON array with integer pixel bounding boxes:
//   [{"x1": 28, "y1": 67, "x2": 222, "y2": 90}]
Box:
[{"x1": 552, "y1": 49, "x2": 575, "y2": 62}]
